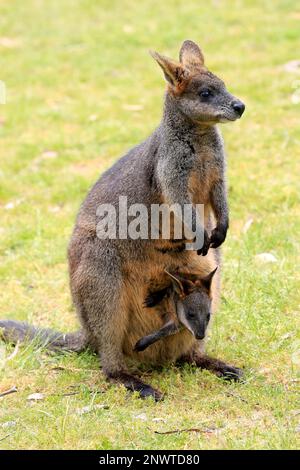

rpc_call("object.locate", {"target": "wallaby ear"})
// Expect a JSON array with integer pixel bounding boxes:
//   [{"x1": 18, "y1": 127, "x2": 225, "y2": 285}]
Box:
[
  {"x1": 150, "y1": 50, "x2": 189, "y2": 89},
  {"x1": 164, "y1": 269, "x2": 186, "y2": 298},
  {"x1": 164, "y1": 270, "x2": 196, "y2": 298},
  {"x1": 179, "y1": 40, "x2": 205, "y2": 71},
  {"x1": 201, "y1": 266, "x2": 218, "y2": 291}
]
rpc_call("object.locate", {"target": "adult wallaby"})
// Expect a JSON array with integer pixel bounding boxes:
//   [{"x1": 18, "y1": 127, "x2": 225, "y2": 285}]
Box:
[
  {"x1": 134, "y1": 268, "x2": 217, "y2": 352},
  {"x1": 0, "y1": 40, "x2": 244, "y2": 400}
]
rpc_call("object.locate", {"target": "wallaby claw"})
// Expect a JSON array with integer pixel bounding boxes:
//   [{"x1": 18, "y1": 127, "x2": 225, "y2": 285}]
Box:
[
  {"x1": 198, "y1": 225, "x2": 228, "y2": 254},
  {"x1": 108, "y1": 371, "x2": 164, "y2": 401},
  {"x1": 197, "y1": 230, "x2": 210, "y2": 256},
  {"x1": 134, "y1": 339, "x2": 145, "y2": 352},
  {"x1": 197, "y1": 246, "x2": 209, "y2": 256},
  {"x1": 209, "y1": 225, "x2": 228, "y2": 249}
]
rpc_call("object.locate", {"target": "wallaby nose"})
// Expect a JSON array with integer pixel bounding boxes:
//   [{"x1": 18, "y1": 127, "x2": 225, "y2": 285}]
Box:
[
  {"x1": 232, "y1": 101, "x2": 245, "y2": 117},
  {"x1": 195, "y1": 333, "x2": 205, "y2": 340}
]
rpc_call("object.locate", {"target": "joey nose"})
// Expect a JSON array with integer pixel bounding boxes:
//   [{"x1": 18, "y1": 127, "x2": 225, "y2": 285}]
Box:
[
  {"x1": 232, "y1": 101, "x2": 245, "y2": 117},
  {"x1": 195, "y1": 333, "x2": 205, "y2": 340}
]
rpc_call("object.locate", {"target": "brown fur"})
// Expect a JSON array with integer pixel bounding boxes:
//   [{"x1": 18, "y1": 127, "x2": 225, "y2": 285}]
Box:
[
  {"x1": 109, "y1": 249, "x2": 219, "y2": 366},
  {"x1": 0, "y1": 40, "x2": 244, "y2": 400}
]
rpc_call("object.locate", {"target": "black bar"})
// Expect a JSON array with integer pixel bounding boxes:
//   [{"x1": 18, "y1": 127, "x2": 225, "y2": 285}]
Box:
[{"x1": 0, "y1": 450, "x2": 297, "y2": 467}]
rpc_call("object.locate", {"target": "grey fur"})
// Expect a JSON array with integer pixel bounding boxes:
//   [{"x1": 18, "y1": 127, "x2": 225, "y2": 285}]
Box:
[
  {"x1": 0, "y1": 320, "x2": 87, "y2": 352},
  {"x1": 0, "y1": 41, "x2": 244, "y2": 399}
]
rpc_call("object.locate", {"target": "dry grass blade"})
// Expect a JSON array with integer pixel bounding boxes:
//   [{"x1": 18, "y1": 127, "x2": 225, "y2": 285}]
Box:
[
  {"x1": 0, "y1": 386, "x2": 18, "y2": 398},
  {"x1": 154, "y1": 427, "x2": 215, "y2": 435},
  {"x1": 0, "y1": 432, "x2": 14, "y2": 442}
]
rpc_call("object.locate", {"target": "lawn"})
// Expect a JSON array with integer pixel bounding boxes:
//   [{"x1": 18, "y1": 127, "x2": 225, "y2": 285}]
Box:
[{"x1": 0, "y1": 0, "x2": 299, "y2": 450}]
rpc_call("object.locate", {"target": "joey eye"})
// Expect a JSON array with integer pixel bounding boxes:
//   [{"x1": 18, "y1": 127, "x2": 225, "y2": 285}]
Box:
[
  {"x1": 200, "y1": 89, "x2": 212, "y2": 99},
  {"x1": 206, "y1": 313, "x2": 211, "y2": 322}
]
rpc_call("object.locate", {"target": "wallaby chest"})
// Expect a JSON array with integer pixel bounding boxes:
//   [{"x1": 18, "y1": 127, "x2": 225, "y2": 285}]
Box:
[{"x1": 188, "y1": 129, "x2": 225, "y2": 205}]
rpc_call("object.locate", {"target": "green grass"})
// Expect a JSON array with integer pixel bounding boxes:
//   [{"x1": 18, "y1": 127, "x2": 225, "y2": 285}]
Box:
[{"x1": 0, "y1": 0, "x2": 299, "y2": 450}]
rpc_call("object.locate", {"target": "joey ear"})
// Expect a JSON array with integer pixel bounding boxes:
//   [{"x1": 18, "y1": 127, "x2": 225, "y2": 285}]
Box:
[
  {"x1": 201, "y1": 266, "x2": 218, "y2": 291},
  {"x1": 150, "y1": 50, "x2": 189, "y2": 88},
  {"x1": 164, "y1": 270, "x2": 197, "y2": 298},
  {"x1": 164, "y1": 270, "x2": 185, "y2": 298},
  {"x1": 179, "y1": 40, "x2": 205, "y2": 71}
]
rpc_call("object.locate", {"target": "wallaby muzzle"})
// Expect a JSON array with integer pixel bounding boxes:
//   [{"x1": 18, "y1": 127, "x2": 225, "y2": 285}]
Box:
[
  {"x1": 195, "y1": 332, "x2": 206, "y2": 340},
  {"x1": 231, "y1": 99, "x2": 245, "y2": 117}
]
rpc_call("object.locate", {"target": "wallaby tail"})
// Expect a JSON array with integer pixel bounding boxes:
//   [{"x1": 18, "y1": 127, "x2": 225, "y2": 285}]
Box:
[{"x1": 0, "y1": 320, "x2": 87, "y2": 353}]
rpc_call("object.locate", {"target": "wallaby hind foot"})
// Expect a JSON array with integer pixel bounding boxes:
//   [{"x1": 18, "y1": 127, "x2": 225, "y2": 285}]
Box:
[
  {"x1": 107, "y1": 371, "x2": 163, "y2": 401},
  {"x1": 179, "y1": 353, "x2": 243, "y2": 381}
]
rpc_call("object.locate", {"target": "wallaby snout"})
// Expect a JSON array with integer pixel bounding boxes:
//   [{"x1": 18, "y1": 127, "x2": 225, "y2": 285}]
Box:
[
  {"x1": 231, "y1": 99, "x2": 245, "y2": 117},
  {"x1": 195, "y1": 332, "x2": 205, "y2": 340}
]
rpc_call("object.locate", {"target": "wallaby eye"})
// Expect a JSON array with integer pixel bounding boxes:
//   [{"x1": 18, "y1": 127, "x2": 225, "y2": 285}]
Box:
[
  {"x1": 199, "y1": 89, "x2": 212, "y2": 99},
  {"x1": 206, "y1": 313, "x2": 211, "y2": 322}
]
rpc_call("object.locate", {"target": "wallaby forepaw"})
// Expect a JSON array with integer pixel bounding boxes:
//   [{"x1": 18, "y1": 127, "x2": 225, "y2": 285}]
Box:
[
  {"x1": 209, "y1": 225, "x2": 227, "y2": 249},
  {"x1": 197, "y1": 231, "x2": 210, "y2": 256},
  {"x1": 134, "y1": 339, "x2": 147, "y2": 352},
  {"x1": 197, "y1": 247, "x2": 208, "y2": 256}
]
